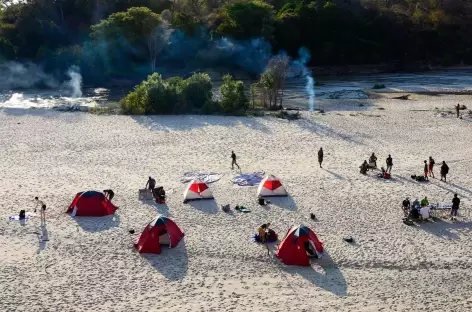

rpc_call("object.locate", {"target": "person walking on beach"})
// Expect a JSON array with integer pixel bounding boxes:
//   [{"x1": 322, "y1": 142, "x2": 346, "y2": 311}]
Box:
[
  {"x1": 456, "y1": 104, "x2": 460, "y2": 118},
  {"x1": 386, "y1": 154, "x2": 393, "y2": 173},
  {"x1": 318, "y1": 147, "x2": 324, "y2": 168},
  {"x1": 34, "y1": 197, "x2": 46, "y2": 226},
  {"x1": 440, "y1": 161, "x2": 449, "y2": 182},
  {"x1": 428, "y1": 156, "x2": 435, "y2": 178},
  {"x1": 451, "y1": 194, "x2": 460, "y2": 221},
  {"x1": 231, "y1": 151, "x2": 240, "y2": 170},
  {"x1": 423, "y1": 160, "x2": 429, "y2": 181}
]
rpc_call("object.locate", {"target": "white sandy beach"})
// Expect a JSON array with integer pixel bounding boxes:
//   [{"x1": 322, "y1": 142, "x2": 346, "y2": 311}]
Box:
[{"x1": 1, "y1": 94, "x2": 472, "y2": 311}]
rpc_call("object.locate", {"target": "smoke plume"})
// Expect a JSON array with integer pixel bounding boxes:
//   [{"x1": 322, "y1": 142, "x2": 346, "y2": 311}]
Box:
[
  {"x1": 0, "y1": 61, "x2": 58, "y2": 90},
  {"x1": 64, "y1": 66, "x2": 83, "y2": 98},
  {"x1": 297, "y1": 47, "x2": 315, "y2": 112}
]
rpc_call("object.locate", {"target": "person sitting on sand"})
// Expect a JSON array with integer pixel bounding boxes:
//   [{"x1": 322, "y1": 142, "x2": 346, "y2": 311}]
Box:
[
  {"x1": 258, "y1": 224, "x2": 267, "y2": 243},
  {"x1": 420, "y1": 205, "x2": 431, "y2": 219},
  {"x1": 369, "y1": 153, "x2": 377, "y2": 168},
  {"x1": 103, "y1": 189, "x2": 115, "y2": 201},
  {"x1": 402, "y1": 198, "x2": 411, "y2": 217},
  {"x1": 412, "y1": 199, "x2": 420, "y2": 210},
  {"x1": 146, "y1": 177, "x2": 156, "y2": 191},
  {"x1": 420, "y1": 196, "x2": 429, "y2": 207},
  {"x1": 360, "y1": 160, "x2": 369, "y2": 174}
]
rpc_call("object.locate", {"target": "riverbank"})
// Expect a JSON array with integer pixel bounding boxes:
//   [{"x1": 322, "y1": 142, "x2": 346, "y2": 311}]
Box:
[{"x1": 1, "y1": 94, "x2": 472, "y2": 311}]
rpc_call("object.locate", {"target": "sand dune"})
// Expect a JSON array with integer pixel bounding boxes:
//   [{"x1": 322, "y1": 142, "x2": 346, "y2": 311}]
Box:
[{"x1": 1, "y1": 94, "x2": 472, "y2": 311}]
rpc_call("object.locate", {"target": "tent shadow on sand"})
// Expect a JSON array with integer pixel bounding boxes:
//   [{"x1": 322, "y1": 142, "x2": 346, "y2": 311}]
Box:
[
  {"x1": 72, "y1": 214, "x2": 121, "y2": 232},
  {"x1": 411, "y1": 219, "x2": 472, "y2": 240},
  {"x1": 281, "y1": 252, "x2": 348, "y2": 297},
  {"x1": 142, "y1": 240, "x2": 189, "y2": 281},
  {"x1": 268, "y1": 194, "x2": 297, "y2": 211},
  {"x1": 188, "y1": 199, "x2": 219, "y2": 214}
]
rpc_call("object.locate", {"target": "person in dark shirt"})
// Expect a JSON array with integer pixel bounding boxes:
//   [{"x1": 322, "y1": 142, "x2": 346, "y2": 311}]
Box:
[
  {"x1": 402, "y1": 197, "x2": 410, "y2": 218},
  {"x1": 428, "y1": 156, "x2": 435, "y2": 178},
  {"x1": 369, "y1": 153, "x2": 377, "y2": 168},
  {"x1": 440, "y1": 161, "x2": 449, "y2": 182},
  {"x1": 386, "y1": 154, "x2": 393, "y2": 173},
  {"x1": 146, "y1": 177, "x2": 156, "y2": 191},
  {"x1": 103, "y1": 189, "x2": 115, "y2": 201},
  {"x1": 231, "y1": 151, "x2": 240, "y2": 170},
  {"x1": 318, "y1": 147, "x2": 324, "y2": 168},
  {"x1": 451, "y1": 194, "x2": 460, "y2": 221}
]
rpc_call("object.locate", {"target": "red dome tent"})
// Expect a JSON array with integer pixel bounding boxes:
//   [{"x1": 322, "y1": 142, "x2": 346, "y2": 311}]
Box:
[
  {"x1": 66, "y1": 191, "x2": 117, "y2": 217},
  {"x1": 134, "y1": 216, "x2": 185, "y2": 254},
  {"x1": 275, "y1": 225, "x2": 324, "y2": 266}
]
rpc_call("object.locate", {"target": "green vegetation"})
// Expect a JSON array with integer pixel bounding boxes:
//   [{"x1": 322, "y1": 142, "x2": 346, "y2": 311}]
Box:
[
  {"x1": 373, "y1": 84, "x2": 386, "y2": 89},
  {"x1": 0, "y1": 0, "x2": 471, "y2": 82},
  {"x1": 120, "y1": 72, "x2": 249, "y2": 115}
]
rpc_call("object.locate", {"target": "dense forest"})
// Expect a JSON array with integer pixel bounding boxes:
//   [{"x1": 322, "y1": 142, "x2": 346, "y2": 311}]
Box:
[{"x1": 0, "y1": 0, "x2": 471, "y2": 84}]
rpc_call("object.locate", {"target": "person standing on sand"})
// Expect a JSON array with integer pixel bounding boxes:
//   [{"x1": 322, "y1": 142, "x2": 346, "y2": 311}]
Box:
[
  {"x1": 34, "y1": 197, "x2": 46, "y2": 226},
  {"x1": 456, "y1": 104, "x2": 460, "y2": 118},
  {"x1": 423, "y1": 160, "x2": 429, "y2": 181},
  {"x1": 451, "y1": 194, "x2": 460, "y2": 221},
  {"x1": 428, "y1": 156, "x2": 435, "y2": 178},
  {"x1": 231, "y1": 151, "x2": 240, "y2": 170},
  {"x1": 440, "y1": 161, "x2": 449, "y2": 182},
  {"x1": 146, "y1": 177, "x2": 156, "y2": 192},
  {"x1": 318, "y1": 147, "x2": 324, "y2": 168},
  {"x1": 386, "y1": 154, "x2": 393, "y2": 173}
]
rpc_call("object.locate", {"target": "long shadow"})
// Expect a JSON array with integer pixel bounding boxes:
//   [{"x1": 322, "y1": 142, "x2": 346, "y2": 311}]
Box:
[
  {"x1": 411, "y1": 219, "x2": 472, "y2": 240},
  {"x1": 282, "y1": 252, "x2": 347, "y2": 297},
  {"x1": 36, "y1": 224, "x2": 49, "y2": 254},
  {"x1": 323, "y1": 168, "x2": 345, "y2": 180},
  {"x1": 295, "y1": 118, "x2": 365, "y2": 145},
  {"x1": 142, "y1": 240, "x2": 189, "y2": 281},
  {"x1": 131, "y1": 115, "x2": 271, "y2": 134},
  {"x1": 140, "y1": 199, "x2": 171, "y2": 216},
  {"x1": 269, "y1": 194, "x2": 297, "y2": 211},
  {"x1": 187, "y1": 199, "x2": 219, "y2": 214},
  {"x1": 1, "y1": 107, "x2": 86, "y2": 120},
  {"x1": 72, "y1": 214, "x2": 121, "y2": 232},
  {"x1": 427, "y1": 180, "x2": 472, "y2": 198}
]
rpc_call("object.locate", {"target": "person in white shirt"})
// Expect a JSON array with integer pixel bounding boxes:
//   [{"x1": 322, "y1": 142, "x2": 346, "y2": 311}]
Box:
[{"x1": 420, "y1": 205, "x2": 430, "y2": 219}]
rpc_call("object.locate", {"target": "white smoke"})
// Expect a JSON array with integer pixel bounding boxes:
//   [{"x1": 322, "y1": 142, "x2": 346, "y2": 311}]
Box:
[
  {"x1": 64, "y1": 66, "x2": 83, "y2": 98},
  {"x1": 0, "y1": 61, "x2": 58, "y2": 89}
]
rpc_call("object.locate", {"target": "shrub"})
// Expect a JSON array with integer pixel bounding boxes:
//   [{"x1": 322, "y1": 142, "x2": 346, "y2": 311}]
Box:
[
  {"x1": 373, "y1": 84, "x2": 386, "y2": 89},
  {"x1": 219, "y1": 74, "x2": 249, "y2": 113},
  {"x1": 120, "y1": 72, "x2": 214, "y2": 115}
]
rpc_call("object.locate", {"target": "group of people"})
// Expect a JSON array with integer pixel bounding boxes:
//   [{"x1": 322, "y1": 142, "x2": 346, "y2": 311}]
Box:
[
  {"x1": 421, "y1": 157, "x2": 449, "y2": 182},
  {"x1": 146, "y1": 176, "x2": 166, "y2": 204},
  {"x1": 360, "y1": 153, "x2": 392, "y2": 177},
  {"x1": 402, "y1": 194, "x2": 461, "y2": 221}
]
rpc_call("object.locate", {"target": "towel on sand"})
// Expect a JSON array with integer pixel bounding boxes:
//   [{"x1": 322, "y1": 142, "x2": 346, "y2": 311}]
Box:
[
  {"x1": 181, "y1": 172, "x2": 223, "y2": 184},
  {"x1": 231, "y1": 171, "x2": 265, "y2": 186},
  {"x1": 9, "y1": 212, "x2": 35, "y2": 221}
]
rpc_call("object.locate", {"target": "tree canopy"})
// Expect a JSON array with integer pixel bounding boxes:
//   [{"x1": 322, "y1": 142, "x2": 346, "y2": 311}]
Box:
[{"x1": 1, "y1": 0, "x2": 472, "y2": 83}]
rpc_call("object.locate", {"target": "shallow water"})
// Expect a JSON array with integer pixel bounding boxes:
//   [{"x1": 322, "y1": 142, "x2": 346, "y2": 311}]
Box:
[{"x1": 1, "y1": 68, "x2": 471, "y2": 110}]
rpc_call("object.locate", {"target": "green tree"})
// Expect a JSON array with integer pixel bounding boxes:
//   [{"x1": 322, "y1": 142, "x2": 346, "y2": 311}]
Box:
[
  {"x1": 217, "y1": 0, "x2": 275, "y2": 40},
  {"x1": 219, "y1": 74, "x2": 249, "y2": 113}
]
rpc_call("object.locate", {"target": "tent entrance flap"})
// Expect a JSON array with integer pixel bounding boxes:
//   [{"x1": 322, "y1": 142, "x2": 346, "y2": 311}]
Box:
[{"x1": 159, "y1": 230, "x2": 171, "y2": 247}]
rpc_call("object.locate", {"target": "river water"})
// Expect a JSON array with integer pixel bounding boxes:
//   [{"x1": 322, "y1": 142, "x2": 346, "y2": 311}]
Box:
[{"x1": 1, "y1": 68, "x2": 471, "y2": 111}]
